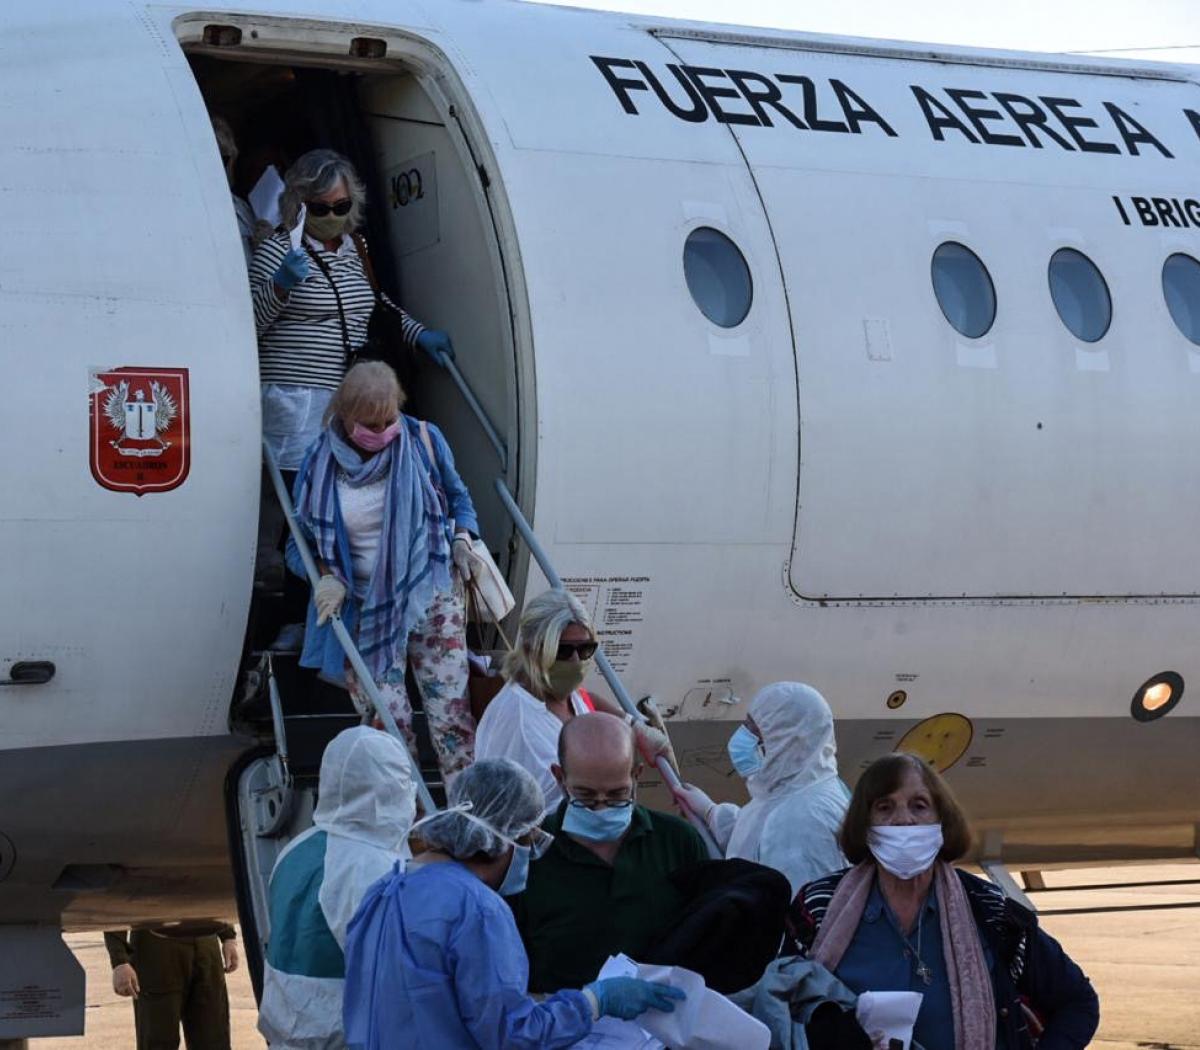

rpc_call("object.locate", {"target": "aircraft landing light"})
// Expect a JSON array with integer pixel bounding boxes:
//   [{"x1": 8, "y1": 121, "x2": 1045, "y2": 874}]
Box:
[{"x1": 1131, "y1": 672, "x2": 1184, "y2": 722}]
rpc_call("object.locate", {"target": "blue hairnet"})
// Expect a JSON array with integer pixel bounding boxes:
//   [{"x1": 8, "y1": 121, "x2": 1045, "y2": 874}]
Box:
[{"x1": 416, "y1": 758, "x2": 545, "y2": 859}]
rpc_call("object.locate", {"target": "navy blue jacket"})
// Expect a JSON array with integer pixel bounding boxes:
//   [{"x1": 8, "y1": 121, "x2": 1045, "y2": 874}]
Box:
[{"x1": 789, "y1": 867, "x2": 1099, "y2": 1050}]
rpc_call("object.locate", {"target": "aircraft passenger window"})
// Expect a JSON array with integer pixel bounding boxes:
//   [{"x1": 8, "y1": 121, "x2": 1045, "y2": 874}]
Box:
[
  {"x1": 1162, "y1": 253, "x2": 1200, "y2": 346},
  {"x1": 930, "y1": 242, "x2": 995, "y2": 339},
  {"x1": 683, "y1": 227, "x2": 753, "y2": 328},
  {"x1": 1048, "y1": 248, "x2": 1111, "y2": 343}
]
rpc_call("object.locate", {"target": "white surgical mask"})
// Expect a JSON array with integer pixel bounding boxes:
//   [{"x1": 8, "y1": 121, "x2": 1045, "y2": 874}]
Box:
[{"x1": 868, "y1": 823, "x2": 943, "y2": 880}]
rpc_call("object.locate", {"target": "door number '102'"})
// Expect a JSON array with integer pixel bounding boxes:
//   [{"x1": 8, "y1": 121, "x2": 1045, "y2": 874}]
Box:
[{"x1": 390, "y1": 168, "x2": 424, "y2": 208}]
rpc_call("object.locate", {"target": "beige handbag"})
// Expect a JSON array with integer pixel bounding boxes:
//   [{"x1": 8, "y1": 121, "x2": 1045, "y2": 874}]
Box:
[
  {"x1": 417, "y1": 421, "x2": 516, "y2": 624},
  {"x1": 462, "y1": 539, "x2": 516, "y2": 623}
]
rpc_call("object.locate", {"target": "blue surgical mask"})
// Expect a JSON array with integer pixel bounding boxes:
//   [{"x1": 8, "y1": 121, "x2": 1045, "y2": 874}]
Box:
[
  {"x1": 562, "y1": 798, "x2": 635, "y2": 842},
  {"x1": 498, "y1": 843, "x2": 531, "y2": 896},
  {"x1": 727, "y1": 724, "x2": 764, "y2": 777}
]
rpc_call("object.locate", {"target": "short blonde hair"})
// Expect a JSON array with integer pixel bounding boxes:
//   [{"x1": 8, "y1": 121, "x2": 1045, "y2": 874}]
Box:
[
  {"x1": 502, "y1": 589, "x2": 596, "y2": 698},
  {"x1": 325, "y1": 361, "x2": 406, "y2": 429}
]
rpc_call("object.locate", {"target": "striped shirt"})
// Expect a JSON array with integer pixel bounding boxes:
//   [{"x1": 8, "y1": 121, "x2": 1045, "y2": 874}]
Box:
[{"x1": 249, "y1": 230, "x2": 425, "y2": 390}]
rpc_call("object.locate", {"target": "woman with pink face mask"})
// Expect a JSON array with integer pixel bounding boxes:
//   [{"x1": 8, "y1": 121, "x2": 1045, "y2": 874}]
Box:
[{"x1": 287, "y1": 360, "x2": 480, "y2": 785}]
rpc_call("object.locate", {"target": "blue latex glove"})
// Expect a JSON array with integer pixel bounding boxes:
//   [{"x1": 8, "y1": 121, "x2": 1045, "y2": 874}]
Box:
[
  {"x1": 416, "y1": 328, "x2": 455, "y2": 364},
  {"x1": 585, "y1": 977, "x2": 686, "y2": 1021},
  {"x1": 273, "y1": 249, "x2": 310, "y2": 292}
]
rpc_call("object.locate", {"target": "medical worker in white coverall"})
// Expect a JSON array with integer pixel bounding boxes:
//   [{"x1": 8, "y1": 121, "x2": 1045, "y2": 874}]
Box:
[
  {"x1": 675, "y1": 682, "x2": 850, "y2": 895},
  {"x1": 257, "y1": 726, "x2": 417, "y2": 1048}
]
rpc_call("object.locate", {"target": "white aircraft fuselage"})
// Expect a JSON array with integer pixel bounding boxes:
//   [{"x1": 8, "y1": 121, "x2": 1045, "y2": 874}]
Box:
[{"x1": 2, "y1": 3, "x2": 1198, "y2": 1022}]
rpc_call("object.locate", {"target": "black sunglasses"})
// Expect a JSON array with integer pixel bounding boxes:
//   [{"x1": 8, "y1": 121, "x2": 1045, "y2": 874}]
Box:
[
  {"x1": 306, "y1": 198, "x2": 353, "y2": 217},
  {"x1": 556, "y1": 640, "x2": 598, "y2": 661}
]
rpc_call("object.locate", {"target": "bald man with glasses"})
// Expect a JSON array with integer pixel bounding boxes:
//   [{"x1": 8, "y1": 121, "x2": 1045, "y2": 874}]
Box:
[{"x1": 508, "y1": 712, "x2": 707, "y2": 993}]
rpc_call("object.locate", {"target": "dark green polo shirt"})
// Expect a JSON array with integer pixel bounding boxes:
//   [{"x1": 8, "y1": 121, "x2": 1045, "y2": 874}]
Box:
[{"x1": 510, "y1": 801, "x2": 708, "y2": 992}]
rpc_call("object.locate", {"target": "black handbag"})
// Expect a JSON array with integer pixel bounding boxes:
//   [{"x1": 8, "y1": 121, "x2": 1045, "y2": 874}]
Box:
[
  {"x1": 351, "y1": 234, "x2": 416, "y2": 389},
  {"x1": 303, "y1": 236, "x2": 415, "y2": 387}
]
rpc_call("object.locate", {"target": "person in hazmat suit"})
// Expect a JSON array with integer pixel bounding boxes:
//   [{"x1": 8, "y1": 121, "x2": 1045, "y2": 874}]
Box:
[
  {"x1": 675, "y1": 682, "x2": 850, "y2": 895},
  {"x1": 258, "y1": 726, "x2": 418, "y2": 1048},
  {"x1": 342, "y1": 757, "x2": 686, "y2": 1049}
]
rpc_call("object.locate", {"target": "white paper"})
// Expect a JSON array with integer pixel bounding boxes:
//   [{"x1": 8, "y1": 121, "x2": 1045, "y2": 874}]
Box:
[
  {"x1": 855, "y1": 991, "x2": 923, "y2": 1049},
  {"x1": 595, "y1": 954, "x2": 770, "y2": 1050},
  {"x1": 248, "y1": 164, "x2": 285, "y2": 227},
  {"x1": 289, "y1": 204, "x2": 306, "y2": 252}
]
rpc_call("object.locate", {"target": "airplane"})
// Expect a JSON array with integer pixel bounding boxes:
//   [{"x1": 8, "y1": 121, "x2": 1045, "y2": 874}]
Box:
[{"x1": 2, "y1": 0, "x2": 1198, "y2": 1040}]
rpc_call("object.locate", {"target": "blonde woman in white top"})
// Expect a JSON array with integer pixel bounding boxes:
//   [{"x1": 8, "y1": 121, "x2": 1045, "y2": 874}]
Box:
[{"x1": 476, "y1": 589, "x2": 667, "y2": 812}]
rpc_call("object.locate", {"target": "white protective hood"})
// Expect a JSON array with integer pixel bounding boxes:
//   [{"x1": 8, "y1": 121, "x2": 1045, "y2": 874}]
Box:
[
  {"x1": 259, "y1": 727, "x2": 418, "y2": 1049},
  {"x1": 311, "y1": 725, "x2": 417, "y2": 947},
  {"x1": 725, "y1": 683, "x2": 849, "y2": 894}
]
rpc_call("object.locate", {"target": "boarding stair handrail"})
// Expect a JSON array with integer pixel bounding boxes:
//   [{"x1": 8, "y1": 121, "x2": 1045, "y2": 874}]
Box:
[
  {"x1": 424, "y1": 351, "x2": 723, "y2": 859},
  {"x1": 263, "y1": 440, "x2": 438, "y2": 817}
]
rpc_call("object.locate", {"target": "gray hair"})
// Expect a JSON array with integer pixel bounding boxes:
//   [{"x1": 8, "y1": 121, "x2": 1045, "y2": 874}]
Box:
[
  {"x1": 415, "y1": 759, "x2": 544, "y2": 860},
  {"x1": 210, "y1": 115, "x2": 237, "y2": 166},
  {"x1": 502, "y1": 589, "x2": 596, "y2": 698},
  {"x1": 279, "y1": 148, "x2": 367, "y2": 231}
]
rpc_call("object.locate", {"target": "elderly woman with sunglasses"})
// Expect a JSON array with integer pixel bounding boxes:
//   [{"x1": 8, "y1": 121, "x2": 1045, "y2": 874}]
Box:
[
  {"x1": 248, "y1": 148, "x2": 453, "y2": 476},
  {"x1": 475, "y1": 589, "x2": 668, "y2": 812}
]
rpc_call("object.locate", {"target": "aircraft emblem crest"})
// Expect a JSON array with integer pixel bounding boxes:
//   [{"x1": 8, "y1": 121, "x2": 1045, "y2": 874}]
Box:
[{"x1": 89, "y1": 366, "x2": 191, "y2": 495}]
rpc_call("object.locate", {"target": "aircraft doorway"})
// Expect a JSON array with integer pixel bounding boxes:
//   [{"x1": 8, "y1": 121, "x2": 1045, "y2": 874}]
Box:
[{"x1": 176, "y1": 24, "x2": 528, "y2": 989}]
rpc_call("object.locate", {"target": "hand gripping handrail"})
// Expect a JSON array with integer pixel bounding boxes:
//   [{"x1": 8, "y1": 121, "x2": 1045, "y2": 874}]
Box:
[{"x1": 263, "y1": 440, "x2": 438, "y2": 816}]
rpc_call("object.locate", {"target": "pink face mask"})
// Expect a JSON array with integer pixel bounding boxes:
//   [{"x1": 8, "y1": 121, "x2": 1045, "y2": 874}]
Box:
[{"x1": 350, "y1": 419, "x2": 401, "y2": 452}]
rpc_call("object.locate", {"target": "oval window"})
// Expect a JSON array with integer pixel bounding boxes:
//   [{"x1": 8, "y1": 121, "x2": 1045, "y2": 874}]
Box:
[
  {"x1": 1048, "y1": 248, "x2": 1111, "y2": 343},
  {"x1": 1162, "y1": 253, "x2": 1200, "y2": 346},
  {"x1": 683, "y1": 227, "x2": 753, "y2": 328},
  {"x1": 930, "y1": 242, "x2": 996, "y2": 339}
]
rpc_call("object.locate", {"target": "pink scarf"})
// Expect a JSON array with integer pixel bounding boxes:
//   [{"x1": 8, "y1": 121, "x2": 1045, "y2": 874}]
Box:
[{"x1": 811, "y1": 861, "x2": 996, "y2": 1050}]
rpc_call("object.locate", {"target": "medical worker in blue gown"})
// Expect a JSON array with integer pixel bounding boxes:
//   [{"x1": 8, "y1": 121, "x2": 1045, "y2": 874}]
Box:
[
  {"x1": 343, "y1": 758, "x2": 687, "y2": 1050},
  {"x1": 258, "y1": 726, "x2": 417, "y2": 1049}
]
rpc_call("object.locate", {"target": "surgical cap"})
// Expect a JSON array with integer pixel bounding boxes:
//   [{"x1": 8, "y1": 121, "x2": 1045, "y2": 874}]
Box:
[{"x1": 417, "y1": 758, "x2": 545, "y2": 859}]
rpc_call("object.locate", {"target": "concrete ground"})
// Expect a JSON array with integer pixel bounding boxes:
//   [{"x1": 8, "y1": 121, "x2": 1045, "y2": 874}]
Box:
[{"x1": 41, "y1": 862, "x2": 1199, "y2": 1049}]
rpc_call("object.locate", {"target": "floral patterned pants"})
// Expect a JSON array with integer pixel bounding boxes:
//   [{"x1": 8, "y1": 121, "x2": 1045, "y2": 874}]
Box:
[{"x1": 346, "y1": 586, "x2": 476, "y2": 786}]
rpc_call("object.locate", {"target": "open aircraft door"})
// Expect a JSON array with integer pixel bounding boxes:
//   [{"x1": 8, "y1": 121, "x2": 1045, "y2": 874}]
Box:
[{"x1": 658, "y1": 32, "x2": 1200, "y2": 604}]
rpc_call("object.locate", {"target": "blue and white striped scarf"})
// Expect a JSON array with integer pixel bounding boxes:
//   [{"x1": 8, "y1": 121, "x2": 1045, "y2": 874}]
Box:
[{"x1": 294, "y1": 418, "x2": 451, "y2": 679}]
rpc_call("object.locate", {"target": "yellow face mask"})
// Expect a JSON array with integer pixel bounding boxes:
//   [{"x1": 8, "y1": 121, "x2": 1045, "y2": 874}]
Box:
[{"x1": 305, "y1": 210, "x2": 351, "y2": 241}]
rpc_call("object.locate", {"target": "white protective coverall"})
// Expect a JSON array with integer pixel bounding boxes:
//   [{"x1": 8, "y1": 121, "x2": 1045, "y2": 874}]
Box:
[
  {"x1": 257, "y1": 726, "x2": 417, "y2": 1049},
  {"x1": 704, "y1": 683, "x2": 850, "y2": 895}
]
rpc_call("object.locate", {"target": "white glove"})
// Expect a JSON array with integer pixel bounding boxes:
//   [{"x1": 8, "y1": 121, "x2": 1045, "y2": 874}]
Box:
[
  {"x1": 315, "y1": 574, "x2": 347, "y2": 625},
  {"x1": 673, "y1": 783, "x2": 715, "y2": 825},
  {"x1": 631, "y1": 719, "x2": 671, "y2": 764},
  {"x1": 452, "y1": 534, "x2": 481, "y2": 583}
]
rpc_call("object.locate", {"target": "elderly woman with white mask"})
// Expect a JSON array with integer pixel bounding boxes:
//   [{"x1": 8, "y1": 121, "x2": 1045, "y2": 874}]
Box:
[
  {"x1": 475, "y1": 589, "x2": 669, "y2": 812},
  {"x1": 790, "y1": 753, "x2": 1099, "y2": 1050},
  {"x1": 675, "y1": 682, "x2": 850, "y2": 895}
]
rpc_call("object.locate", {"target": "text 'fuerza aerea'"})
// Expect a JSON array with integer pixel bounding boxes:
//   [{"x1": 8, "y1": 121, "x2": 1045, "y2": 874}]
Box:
[{"x1": 591, "y1": 56, "x2": 1193, "y2": 159}]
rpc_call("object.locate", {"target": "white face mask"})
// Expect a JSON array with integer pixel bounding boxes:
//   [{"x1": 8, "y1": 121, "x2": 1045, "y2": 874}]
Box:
[{"x1": 868, "y1": 823, "x2": 943, "y2": 880}]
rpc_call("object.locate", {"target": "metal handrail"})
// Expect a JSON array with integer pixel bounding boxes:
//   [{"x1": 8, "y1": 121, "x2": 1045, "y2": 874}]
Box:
[
  {"x1": 263, "y1": 441, "x2": 438, "y2": 816},
  {"x1": 428, "y1": 349, "x2": 508, "y2": 472}
]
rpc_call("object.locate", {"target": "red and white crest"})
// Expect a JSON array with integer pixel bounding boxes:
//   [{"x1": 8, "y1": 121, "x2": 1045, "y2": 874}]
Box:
[{"x1": 89, "y1": 367, "x2": 191, "y2": 496}]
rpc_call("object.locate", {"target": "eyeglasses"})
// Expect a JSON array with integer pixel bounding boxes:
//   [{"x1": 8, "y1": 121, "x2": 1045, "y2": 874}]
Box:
[
  {"x1": 306, "y1": 198, "x2": 353, "y2": 217},
  {"x1": 565, "y1": 793, "x2": 635, "y2": 812},
  {"x1": 519, "y1": 826, "x2": 555, "y2": 860},
  {"x1": 555, "y1": 640, "x2": 598, "y2": 661}
]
